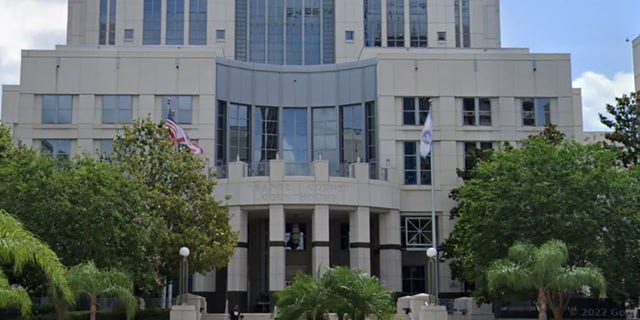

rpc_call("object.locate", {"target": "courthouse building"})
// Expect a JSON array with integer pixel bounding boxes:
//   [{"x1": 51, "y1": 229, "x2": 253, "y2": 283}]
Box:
[{"x1": 2, "y1": 0, "x2": 585, "y2": 313}]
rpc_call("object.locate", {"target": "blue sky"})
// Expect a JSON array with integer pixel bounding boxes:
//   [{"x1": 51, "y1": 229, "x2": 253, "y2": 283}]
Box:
[{"x1": 0, "y1": 0, "x2": 638, "y2": 131}]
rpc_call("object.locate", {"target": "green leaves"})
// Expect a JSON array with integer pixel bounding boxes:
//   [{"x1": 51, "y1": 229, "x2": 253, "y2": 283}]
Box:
[
  {"x1": 276, "y1": 267, "x2": 395, "y2": 320},
  {"x1": 599, "y1": 91, "x2": 640, "y2": 167}
]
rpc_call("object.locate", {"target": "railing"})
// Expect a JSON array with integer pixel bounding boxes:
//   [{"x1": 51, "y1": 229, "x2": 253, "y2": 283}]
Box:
[
  {"x1": 368, "y1": 162, "x2": 389, "y2": 181},
  {"x1": 247, "y1": 161, "x2": 270, "y2": 177},
  {"x1": 330, "y1": 162, "x2": 352, "y2": 177},
  {"x1": 209, "y1": 165, "x2": 228, "y2": 179},
  {"x1": 285, "y1": 161, "x2": 312, "y2": 176}
]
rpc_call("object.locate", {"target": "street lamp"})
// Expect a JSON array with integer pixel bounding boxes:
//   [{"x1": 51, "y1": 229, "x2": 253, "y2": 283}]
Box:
[
  {"x1": 426, "y1": 247, "x2": 438, "y2": 305},
  {"x1": 179, "y1": 247, "x2": 190, "y2": 304}
]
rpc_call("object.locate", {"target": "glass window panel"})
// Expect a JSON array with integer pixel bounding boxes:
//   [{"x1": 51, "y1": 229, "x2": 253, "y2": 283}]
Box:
[
  {"x1": 286, "y1": 0, "x2": 303, "y2": 65},
  {"x1": 235, "y1": 0, "x2": 248, "y2": 60},
  {"x1": 189, "y1": 0, "x2": 207, "y2": 45},
  {"x1": 304, "y1": 0, "x2": 321, "y2": 64},
  {"x1": 364, "y1": 0, "x2": 381, "y2": 47},
  {"x1": 166, "y1": 0, "x2": 185, "y2": 45},
  {"x1": 267, "y1": 0, "x2": 285, "y2": 64},
  {"x1": 143, "y1": 0, "x2": 162, "y2": 44},
  {"x1": 42, "y1": 95, "x2": 72, "y2": 124},
  {"x1": 409, "y1": 0, "x2": 427, "y2": 47},
  {"x1": 323, "y1": 0, "x2": 335, "y2": 63},
  {"x1": 387, "y1": 0, "x2": 404, "y2": 47},
  {"x1": 41, "y1": 139, "x2": 71, "y2": 158}
]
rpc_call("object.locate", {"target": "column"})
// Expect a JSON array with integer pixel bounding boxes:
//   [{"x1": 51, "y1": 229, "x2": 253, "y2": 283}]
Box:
[
  {"x1": 226, "y1": 206, "x2": 248, "y2": 310},
  {"x1": 312, "y1": 205, "x2": 330, "y2": 276},
  {"x1": 349, "y1": 206, "x2": 371, "y2": 273},
  {"x1": 269, "y1": 205, "x2": 286, "y2": 293},
  {"x1": 379, "y1": 209, "x2": 402, "y2": 292}
]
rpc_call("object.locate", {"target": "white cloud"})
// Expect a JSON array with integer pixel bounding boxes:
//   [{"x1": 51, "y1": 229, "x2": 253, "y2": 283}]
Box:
[
  {"x1": 0, "y1": 0, "x2": 67, "y2": 86},
  {"x1": 573, "y1": 71, "x2": 635, "y2": 132}
]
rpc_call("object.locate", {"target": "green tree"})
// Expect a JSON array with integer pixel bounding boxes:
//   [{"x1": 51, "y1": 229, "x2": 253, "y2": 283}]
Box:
[
  {"x1": 444, "y1": 135, "x2": 640, "y2": 302},
  {"x1": 67, "y1": 261, "x2": 137, "y2": 320},
  {"x1": 487, "y1": 240, "x2": 606, "y2": 320},
  {"x1": 0, "y1": 142, "x2": 166, "y2": 293},
  {"x1": 112, "y1": 117, "x2": 237, "y2": 278},
  {"x1": 276, "y1": 267, "x2": 395, "y2": 320},
  {"x1": 0, "y1": 208, "x2": 73, "y2": 317},
  {"x1": 599, "y1": 91, "x2": 640, "y2": 167}
]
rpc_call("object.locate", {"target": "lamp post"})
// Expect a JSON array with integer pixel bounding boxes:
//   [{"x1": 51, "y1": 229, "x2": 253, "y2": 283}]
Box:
[
  {"x1": 179, "y1": 246, "x2": 190, "y2": 304},
  {"x1": 426, "y1": 247, "x2": 438, "y2": 305}
]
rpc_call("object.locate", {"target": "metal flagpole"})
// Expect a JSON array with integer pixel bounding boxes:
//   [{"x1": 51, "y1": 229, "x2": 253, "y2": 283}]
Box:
[{"x1": 430, "y1": 144, "x2": 438, "y2": 305}]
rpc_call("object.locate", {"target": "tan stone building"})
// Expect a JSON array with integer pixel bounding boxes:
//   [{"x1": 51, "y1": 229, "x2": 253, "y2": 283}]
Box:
[{"x1": 1, "y1": 0, "x2": 585, "y2": 313}]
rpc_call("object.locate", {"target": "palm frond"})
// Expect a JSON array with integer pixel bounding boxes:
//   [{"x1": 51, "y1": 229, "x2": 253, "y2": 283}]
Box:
[
  {"x1": 487, "y1": 259, "x2": 534, "y2": 293},
  {"x1": 550, "y1": 266, "x2": 606, "y2": 298}
]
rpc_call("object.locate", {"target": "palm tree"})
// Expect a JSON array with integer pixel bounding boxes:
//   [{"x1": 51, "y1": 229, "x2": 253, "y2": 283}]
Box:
[
  {"x1": 276, "y1": 266, "x2": 395, "y2": 320},
  {"x1": 67, "y1": 261, "x2": 138, "y2": 320},
  {"x1": 0, "y1": 208, "x2": 73, "y2": 317},
  {"x1": 487, "y1": 240, "x2": 606, "y2": 320}
]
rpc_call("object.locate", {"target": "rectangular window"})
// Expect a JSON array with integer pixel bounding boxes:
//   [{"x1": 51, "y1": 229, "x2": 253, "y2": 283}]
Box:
[
  {"x1": 41, "y1": 139, "x2": 71, "y2": 158},
  {"x1": 404, "y1": 141, "x2": 431, "y2": 185},
  {"x1": 322, "y1": 0, "x2": 335, "y2": 64},
  {"x1": 283, "y1": 107, "x2": 308, "y2": 164},
  {"x1": 99, "y1": 0, "x2": 117, "y2": 45},
  {"x1": 166, "y1": 0, "x2": 185, "y2": 45},
  {"x1": 304, "y1": 0, "x2": 321, "y2": 65},
  {"x1": 99, "y1": 139, "x2": 114, "y2": 162},
  {"x1": 252, "y1": 106, "x2": 279, "y2": 163},
  {"x1": 267, "y1": 0, "x2": 284, "y2": 64},
  {"x1": 365, "y1": 101, "x2": 377, "y2": 165},
  {"x1": 522, "y1": 98, "x2": 551, "y2": 127},
  {"x1": 286, "y1": 0, "x2": 303, "y2": 65},
  {"x1": 312, "y1": 107, "x2": 339, "y2": 173},
  {"x1": 143, "y1": 0, "x2": 162, "y2": 45},
  {"x1": 189, "y1": 0, "x2": 207, "y2": 45},
  {"x1": 216, "y1": 29, "x2": 226, "y2": 41},
  {"x1": 401, "y1": 216, "x2": 433, "y2": 248},
  {"x1": 162, "y1": 96, "x2": 192, "y2": 124},
  {"x1": 437, "y1": 31, "x2": 446, "y2": 41},
  {"x1": 386, "y1": 0, "x2": 404, "y2": 47},
  {"x1": 464, "y1": 141, "x2": 493, "y2": 170},
  {"x1": 345, "y1": 30, "x2": 355, "y2": 41},
  {"x1": 216, "y1": 101, "x2": 227, "y2": 165},
  {"x1": 235, "y1": 0, "x2": 248, "y2": 61},
  {"x1": 403, "y1": 97, "x2": 431, "y2": 125},
  {"x1": 454, "y1": 0, "x2": 470, "y2": 48},
  {"x1": 285, "y1": 223, "x2": 306, "y2": 251},
  {"x1": 402, "y1": 266, "x2": 426, "y2": 296},
  {"x1": 124, "y1": 28, "x2": 134, "y2": 41},
  {"x1": 340, "y1": 104, "x2": 364, "y2": 163},
  {"x1": 42, "y1": 95, "x2": 72, "y2": 124},
  {"x1": 409, "y1": 0, "x2": 427, "y2": 47},
  {"x1": 363, "y1": 0, "x2": 381, "y2": 47},
  {"x1": 102, "y1": 95, "x2": 133, "y2": 124},
  {"x1": 229, "y1": 103, "x2": 251, "y2": 162},
  {"x1": 249, "y1": 0, "x2": 267, "y2": 63},
  {"x1": 462, "y1": 98, "x2": 492, "y2": 126}
]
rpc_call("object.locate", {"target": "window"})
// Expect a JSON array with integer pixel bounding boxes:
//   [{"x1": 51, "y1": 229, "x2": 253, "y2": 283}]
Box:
[
  {"x1": 216, "y1": 29, "x2": 226, "y2": 41},
  {"x1": 99, "y1": 139, "x2": 114, "y2": 162},
  {"x1": 41, "y1": 139, "x2": 71, "y2": 158},
  {"x1": 143, "y1": 0, "x2": 162, "y2": 45},
  {"x1": 363, "y1": 0, "x2": 381, "y2": 47},
  {"x1": 304, "y1": 0, "x2": 321, "y2": 65},
  {"x1": 161, "y1": 96, "x2": 192, "y2": 124},
  {"x1": 285, "y1": 223, "x2": 306, "y2": 251},
  {"x1": 462, "y1": 97, "x2": 492, "y2": 126},
  {"x1": 216, "y1": 101, "x2": 227, "y2": 165},
  {"x1": 345, "y1": 30, "x2": 354, "y2": 41},
  {"x1": 102, "y1": 95, "x2": 133, "y2": 124},
  {"x1": 437, "y1": 31, "x2": 446, "y2": 41},
  {"x1": 387, "y1": 0, "x2": 404, "y2": 47},
  {"x1": 189, "y1": 0, "x2": 207, "y2": 45},
  {"x1": 464, "y1": 141, "x2": 493, "y2": 170},
  {"x1": 404, "y1": 141, "x2": 431, "y2": 185},
  {"x1": 313, "y1": 107, "x2": 339, "y2": 172},
  {"x1": 124, "y1": 29, "x2": 134, "y2": 41},
  {"x1": 522, "y1": 98, "x2": 551, "y2": 126},
  {"x1": 403, "y1": 97, "x2": 431, "y2": 125},
  {"x1": 401, "y1": 216, "x2": 433, "y2": 248},
  {"x1": 409, "y1": 0, "x2": 427, "y2": 47},
  {"x1": 229, "y1": 103, "x2": 251, "y2": 162},
  {"x1": 42, "y1": 95, "x2": 72, "y2": 124},
  {"x1": 252, "y1": 106, "x2": 279, "y2": 162},
  {"x1": 166, "y1": 0, "x2": 185, "y2": 45},
  {"x1": 99, "y1": 0, "x2": 116, "y2": 45},
  {"x1": 341, "y1": 104, "x2": 364, "y2": 163},
  {"x1": 283, "y1": 108, "x2": 309, "y2": 164},
  {"x1": 402, "y1": 266, "x2": 426, "y2": 296},
  {"x1": 454, "y1": 0, "x2": 470, "y2": 48}
]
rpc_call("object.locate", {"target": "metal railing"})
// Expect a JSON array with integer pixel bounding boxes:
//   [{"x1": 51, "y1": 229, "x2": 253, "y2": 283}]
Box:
[
  {"x1": 285, "y1": 161, "x2": 312, "y2": 176},
  {"x1": 209, "y1": 165, "x2": 228, "y2": 179},
  {"x1": 330, "y1": 162, "x2": 352, "y2": 177},
  {"x1": 247, "y1": 161, "x2": 270, "y2": 177}
]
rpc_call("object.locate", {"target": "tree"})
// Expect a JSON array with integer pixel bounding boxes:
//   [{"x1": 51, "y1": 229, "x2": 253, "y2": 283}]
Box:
[
  {"x1": 599, "y1": 91, "x2": 640, "y2": 167},
  {"x1": 67, "y1": 261, "x2": 138, "y2": 320},
  {"x1": 112, "y1": 117, "x2": 237, "y2": 278},
  {"x1": 444, "y1": 135, "x2": 640, "y2": 302},
  {"x1": 0, "y1": 208, "x2": 73, "y2": 317},
  {"x1": 0, "y1": 135, "x2": 166, "y2": 293},
  {"x1": 487, "y1": 240, "x2": 605, "y2": 320},
  {"x1": 276, "y1": 267, "x2": 395, "y2": 320}
]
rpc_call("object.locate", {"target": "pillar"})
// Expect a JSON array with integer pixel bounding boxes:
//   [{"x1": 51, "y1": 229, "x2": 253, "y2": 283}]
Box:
[
  {"x1": 269, "y1": 205, "x2": 286, "y2": 292},
  {"x1": 379, "y1": 209, "x2": 402, "y2": 292},
  {"x1": 226, "y1": 206, "x2": 248, "y2": 311},
  {"x1": 312, "y1": 205, "x2": 330, "y2": 275},
  {"x1": 349, "y1": 206, "x2": 370, "y2": 273}
]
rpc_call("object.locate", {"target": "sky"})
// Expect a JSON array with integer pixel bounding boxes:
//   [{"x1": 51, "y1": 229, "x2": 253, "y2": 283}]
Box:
[{"x1": 0, "y1": 0, "x2": 638, "y2": 131}]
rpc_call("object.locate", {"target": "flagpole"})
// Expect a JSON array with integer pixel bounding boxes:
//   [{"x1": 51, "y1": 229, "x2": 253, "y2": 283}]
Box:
[{"x1": 430, "y1": 142, "x2": 438, "y2": 305}]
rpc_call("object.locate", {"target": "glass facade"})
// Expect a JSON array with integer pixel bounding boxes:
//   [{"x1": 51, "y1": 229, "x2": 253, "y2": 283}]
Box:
[
  {"x1": 189, "y1": 0, "x2": 207, "y2": 45},
  {"x1": 166, "y1": 0, "x2": 185, "y2": 45},
  {"x1": 312, "y1": 107, "x2": 338, "y2": 172},
  {"x1": 282, "y1": 108, "x2": 308, "y2": 163},
  {"x1": 455, "y1": 0, "x2": 470, "y2": 48},
  {"x1": 409, "y1": 0, "x2": 427, "y2": 47},
  {"x1": 236, "y1": 0, "x2": 335, "y2": 65},
  {"x1": 252, "y1": 106, "x2": 279, "y2": 162},
  {"x1": 99, "y1": 0, "x2": 116, "y2": 45},
  {"x1": 42, "y1": 95, "x2": 72, "y2": 124},
  {"x1": 143, "y1": 0, "x2": 162, "y2": 44},
  {"x1": 102, "y1": 95, "x2": 133, "y2": 124},
  {"x1": 340, "y1": 104, "x2": 365, "y2": 163},
  {"x1": 387, "y1": 0, "x2": 404, "y2": 47},
  {"x1": 229, "y1": 103, "x2": 251, "y2": 162},
  {"x1": 363, "y1": 0, "x2": 381, "y2": 47},
  {"x1": 41, "y1": 139, "x2": 71, "y2": 158}
]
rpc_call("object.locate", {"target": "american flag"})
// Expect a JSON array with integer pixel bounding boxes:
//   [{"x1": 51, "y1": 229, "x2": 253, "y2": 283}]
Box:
[{"x1": 165, "y1": 109, "x2": 204, "y2": 154}]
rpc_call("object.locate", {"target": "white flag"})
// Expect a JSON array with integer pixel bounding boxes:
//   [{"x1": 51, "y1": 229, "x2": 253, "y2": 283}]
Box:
[{"x1": 419, "y1": 112, "x2": 433, "y2": 158}]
